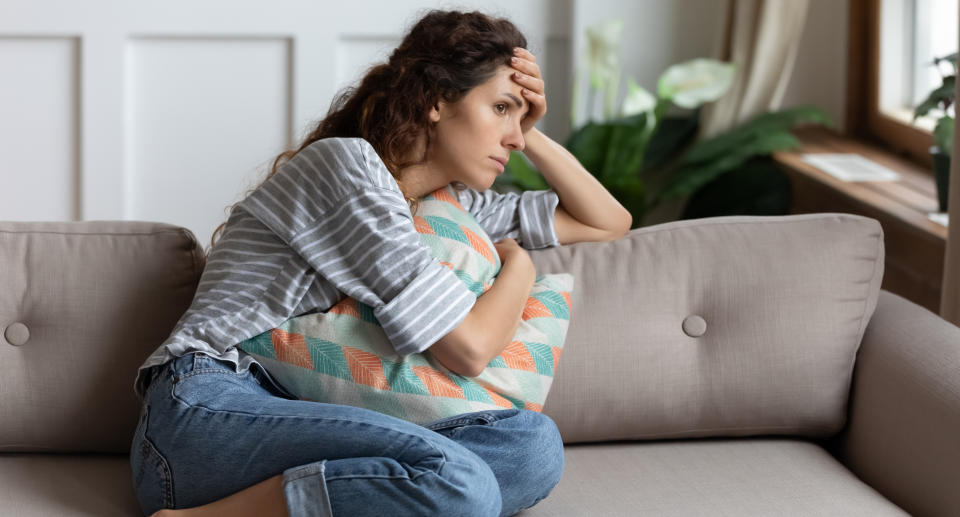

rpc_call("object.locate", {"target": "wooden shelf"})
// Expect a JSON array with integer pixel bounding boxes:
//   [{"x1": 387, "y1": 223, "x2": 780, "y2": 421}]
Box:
[{"x1": 772, "y1": 125, "x2": 946, "y2": 313}]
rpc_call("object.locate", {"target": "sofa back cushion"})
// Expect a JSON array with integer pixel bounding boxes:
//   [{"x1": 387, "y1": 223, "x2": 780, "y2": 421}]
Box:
[
  {"x1": 0, "y1": 221, "x2": 203, "y2": 453},
  {"x1": 529, "y1": 213, "x2": 885, "y2": 443}
]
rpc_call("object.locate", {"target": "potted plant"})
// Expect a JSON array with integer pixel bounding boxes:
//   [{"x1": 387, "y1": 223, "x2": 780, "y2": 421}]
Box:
[{"x1": 914, "y1": 51, "x2": 956, "y2": 213}]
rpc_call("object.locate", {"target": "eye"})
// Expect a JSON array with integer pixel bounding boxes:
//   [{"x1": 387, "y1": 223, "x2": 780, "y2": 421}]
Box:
[{"x1": 494, "y1": 103, "x2": 507, "y2": 115}]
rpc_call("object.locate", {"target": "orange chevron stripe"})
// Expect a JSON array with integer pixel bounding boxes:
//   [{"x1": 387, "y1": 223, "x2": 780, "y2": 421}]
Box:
[
  {"x1": 551, "y1": 346, "x2": 562, "y2": 372},
  {"x1": 413, "y1": 215, "x2": 434, "y2": 234},
  {"x1": 499, "y1": 341, "x2": 537, "y2": 372},
  {"x1": 270, "y1": 328, "x2": 314, "y2": 369},
  {"x1": 343, "y1": 346, "x2": 390, "y2": 390},
  {"x1": 524, "y1": 401, "x2": 543, "y2": 412},
  {"x1": 561, "y1": 291, "x2": 572, "y2": 311},
  {"x1": 483, "y1": 386, "x2": 515, "y2": 408},
  {"x1": 439, "y1": 260, "x2": 455, "y2": 271},
  {"x1": 522, "y1": 297, "x2": 552, "y2": 320},
  {"x1": 328, "y1": 297, "x2": 361, "y2": 319},
  {"x1": 432, "y1": 187, "x2": 465, "y2": 210},
  {"x1": 461, "y1": 226, "x2": 495, "y2": 264},
  {"x1": 411, "y1": 366, "x2": 466, "y2": 399}
]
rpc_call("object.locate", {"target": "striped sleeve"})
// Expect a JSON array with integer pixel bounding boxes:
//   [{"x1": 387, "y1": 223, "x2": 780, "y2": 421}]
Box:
[
  {"x1": 238, "y1": 138, "x2": 476, "y2": 357},
  {"x1": 455, "y1": 187, "x2": 560, "y2": 249}
]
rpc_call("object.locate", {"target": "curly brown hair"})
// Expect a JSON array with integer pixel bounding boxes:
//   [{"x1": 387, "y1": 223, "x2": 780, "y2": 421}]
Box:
[{"x1": 207, "y1": 9, "x2": 528, "y2": 255}]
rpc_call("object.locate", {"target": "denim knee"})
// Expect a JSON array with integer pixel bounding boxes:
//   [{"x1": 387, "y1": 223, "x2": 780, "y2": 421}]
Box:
[
  {"x1": 520, "y1": 411, "x2": 565, "y2": 493},
  {"x1": 431, "y1": 443, "x2": 503, "y2": 516}
]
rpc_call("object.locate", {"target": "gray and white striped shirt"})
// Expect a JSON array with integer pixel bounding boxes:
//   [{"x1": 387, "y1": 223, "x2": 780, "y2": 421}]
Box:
[{"x1": 133, "y1": 137, "x2": 560, "y2": 401}]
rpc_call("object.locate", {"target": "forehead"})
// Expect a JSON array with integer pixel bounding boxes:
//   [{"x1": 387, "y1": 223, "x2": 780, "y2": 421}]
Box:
[{"x1": 470, "y1": 65, "x2": 524, "y2": 99}]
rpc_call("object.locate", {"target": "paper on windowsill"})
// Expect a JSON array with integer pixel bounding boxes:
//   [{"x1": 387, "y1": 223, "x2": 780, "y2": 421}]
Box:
[
  {"x1": 927, "y1": 212, "x2": 949, "y2": 227},
  {"x1": 801, "y1": 153, "x2": 902, "y2": 182}
]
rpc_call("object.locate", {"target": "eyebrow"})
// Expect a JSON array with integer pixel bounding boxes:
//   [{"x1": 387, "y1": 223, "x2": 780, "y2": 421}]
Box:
[{"x1": 503, "y1": 93, "x2": 529, "y2": 118}]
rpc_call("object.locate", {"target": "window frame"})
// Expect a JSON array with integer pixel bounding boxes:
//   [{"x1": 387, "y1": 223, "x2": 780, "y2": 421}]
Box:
[{"x1": 847, "y1": 0, "x2": 937, "y2": 170}]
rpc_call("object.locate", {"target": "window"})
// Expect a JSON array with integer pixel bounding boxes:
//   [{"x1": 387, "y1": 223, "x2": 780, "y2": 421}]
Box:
[
  {"x1": 879, "y1": 0, "x2": 957, "y2": 130},
  {"x1": 847, "y1": 0, "x2": 958, "y2": 168}
]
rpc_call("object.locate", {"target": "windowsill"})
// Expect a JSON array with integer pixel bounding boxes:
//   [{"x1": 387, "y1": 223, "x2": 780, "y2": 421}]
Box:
[
  {"x1": 772, "y1": 125, "x2": 947, "y2": 243},
  {"x1": 772, "y1": 124, "x2": 946, "y2": 313}
]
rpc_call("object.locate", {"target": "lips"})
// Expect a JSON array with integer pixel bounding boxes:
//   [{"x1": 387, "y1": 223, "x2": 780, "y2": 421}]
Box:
[{"x1": 490, "y1": 156, "x2": 507, "y2": 173}]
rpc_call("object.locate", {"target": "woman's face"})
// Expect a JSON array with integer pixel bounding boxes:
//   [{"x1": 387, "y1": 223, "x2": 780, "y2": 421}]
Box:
[{"x1": 427, "y1": 65, "x2": 529, "y2": 191}]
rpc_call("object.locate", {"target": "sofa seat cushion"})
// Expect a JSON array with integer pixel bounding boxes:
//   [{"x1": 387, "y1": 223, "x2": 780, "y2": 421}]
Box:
[
  {"x1": 523, "y1": 439, "x2": 908, "y2": 516},
  {"x1": 0, "y1": 453, "x2": 139, "y2": 516}
]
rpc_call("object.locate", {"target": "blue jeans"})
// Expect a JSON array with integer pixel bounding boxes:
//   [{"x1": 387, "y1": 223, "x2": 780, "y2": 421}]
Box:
[{"x1": 130, "y1": 352, "x2": 564, "y2": 517}]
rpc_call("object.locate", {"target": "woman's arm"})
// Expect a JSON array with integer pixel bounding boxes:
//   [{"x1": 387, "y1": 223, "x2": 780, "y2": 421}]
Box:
[
  {"x1": 511, "y1": 47, "x2": 633, "y2": 244},
  {"x1": 523, "y1": 128, "x2": 633, "y2": 243},
  {"x1": 431, "y1": 240, "x2": 536, "y2": 377}
]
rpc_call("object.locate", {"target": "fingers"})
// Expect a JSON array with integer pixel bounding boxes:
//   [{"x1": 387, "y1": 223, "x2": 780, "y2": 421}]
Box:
[
  {"x1": 513, "y1": 47, "x2": 537, "y2": 63},
  {"x1": 509, "y1": 55, "x2": 540, "y2": 78},
  {"x1": 521, "y1": 88, "x2": 547, "y2": 118},
  {"x1": 511, "y1": 70, "x2": 545, "y2": 94}
]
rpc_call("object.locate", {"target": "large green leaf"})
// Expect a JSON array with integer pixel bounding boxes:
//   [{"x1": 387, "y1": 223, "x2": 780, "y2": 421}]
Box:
[
  {"x1": 914, "y1": 75, "x2": 955, "y2": 119},
  {"x1": 599, "y1": 114, "x2": 649, "y2": 179},
  {"x1": 680, "y1": 106, "x2": 832, "y2": 165},
  {"x1": 565, "y1": 121, "x2": 614, "y2": 176},
  {"x1": 501, "y1": 152, "x2": 549, "y2": 190},
  {"x1": 656, "y1": 131, "x2": 800, "y2": 201},
  {"x1": 641, "y1": 111, "x2": 700, "y2": 172}
]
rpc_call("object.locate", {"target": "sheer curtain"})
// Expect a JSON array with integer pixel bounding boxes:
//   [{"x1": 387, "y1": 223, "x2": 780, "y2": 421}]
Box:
[
  {"x1": 939, "y1": 8, "x2": 960, "y2": 327},
  {"x1": 697, "y1": 0, "x2": 810, "y2": 140}
]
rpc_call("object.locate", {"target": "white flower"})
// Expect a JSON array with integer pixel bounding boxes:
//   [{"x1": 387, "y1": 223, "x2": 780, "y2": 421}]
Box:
[
  {"x1": 585, "y1": 19, "x2": 623, "y2": 90},
  {"x1": 657, "y1": 58, "x2": 736, "y2": 109},
  {"x1": 621, "y1": 78, "x2": 656, "y2": 117}
]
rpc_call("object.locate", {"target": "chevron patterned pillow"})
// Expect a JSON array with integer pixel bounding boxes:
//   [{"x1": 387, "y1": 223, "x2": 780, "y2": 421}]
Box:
[{"x1": 235, "y1": 184, "x2": 574, "y2": 425}]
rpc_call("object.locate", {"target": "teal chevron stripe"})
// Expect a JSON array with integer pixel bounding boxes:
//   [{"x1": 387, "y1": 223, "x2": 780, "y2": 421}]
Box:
[
  {"x1": 448, "y1": 374, "x2": 494, "y2": 403},
  {"x1": 452, "y1": 269, "x2": 485, "y2": 296},
  {"x1": 381, "y1": 360, "x2": 430, "y2": 395},
  {"x1": 424, "y1": 215, "x2": 470, "y2": 245},
  {"x1": 237, "y1": 332, "x2": 277, "y2": 359},
  {"x1": 532, "y1": 291, "x2": 570, "y2": 320},
  {"x1": 486, "y1": 355, "x2": 508, "y2": 369},
  {"x1": 498, "y1": 391, "x2": 526, "y2": 410},
  {"x1": 304, "y1": 337, "x2": 353, "y2": 381},
  {"x1": 523, "y1": 342, "x2": 555, "y2": 376},
  {"x1": 442, "y1": 201, "x2": 481, "y2": 229},
  {"x1": 355, "y1": 300, "x2": 380, "y2": 325}
]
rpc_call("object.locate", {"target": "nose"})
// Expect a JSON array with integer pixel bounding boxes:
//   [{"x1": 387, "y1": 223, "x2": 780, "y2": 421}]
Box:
[{"x1": 504, "y1": 121, "x2": 525, "y2": 151}]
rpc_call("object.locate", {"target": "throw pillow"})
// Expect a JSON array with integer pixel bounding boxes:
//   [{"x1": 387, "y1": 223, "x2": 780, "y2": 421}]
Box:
[{"x1": 235, "y1": 184, "x2": 574, "y2": 425}]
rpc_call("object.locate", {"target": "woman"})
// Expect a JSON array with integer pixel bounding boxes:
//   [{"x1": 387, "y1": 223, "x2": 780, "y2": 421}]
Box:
[{"x1": 131, "y1": 9, "x2": 631, "y2": 517}]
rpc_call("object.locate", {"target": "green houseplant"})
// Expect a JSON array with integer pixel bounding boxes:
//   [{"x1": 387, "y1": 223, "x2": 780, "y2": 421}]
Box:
[
  {"x1": 914, "y1": 51, "x2": 956, "y2": 213},
  {"x1": 497, "y1": 19, "x2": 833, "y2": 228}
]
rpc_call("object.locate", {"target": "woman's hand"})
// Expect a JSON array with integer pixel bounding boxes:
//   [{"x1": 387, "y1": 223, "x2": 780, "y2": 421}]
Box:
[
  {"x1": 510, "y1": 47, "x2": 546, "y2": 134},
  {"x1": 494, "y1": 238, "x2": 535, "y2": 278}
]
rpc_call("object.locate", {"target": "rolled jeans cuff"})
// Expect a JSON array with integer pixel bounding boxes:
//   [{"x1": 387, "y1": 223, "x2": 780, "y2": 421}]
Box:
[{"x1": 283, "y1": 460, "x2": 334, "y2": 517}]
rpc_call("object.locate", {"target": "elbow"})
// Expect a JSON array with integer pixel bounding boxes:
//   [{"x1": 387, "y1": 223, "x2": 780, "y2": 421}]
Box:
[
  {"x1": 619, "y1": 210, "x2": 633, "y2": 234},
  {"x1": 430, "y1": 319, "x2": 486, "y2": 378}
]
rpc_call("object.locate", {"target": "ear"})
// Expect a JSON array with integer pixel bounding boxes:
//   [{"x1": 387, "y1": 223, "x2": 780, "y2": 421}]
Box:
[{"x1": 428, "y1": 100, "x2": 444, "y2": 123}]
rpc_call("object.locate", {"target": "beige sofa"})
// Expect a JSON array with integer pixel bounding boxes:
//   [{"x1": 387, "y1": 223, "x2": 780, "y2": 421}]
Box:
[{"x1": 1, "y1": 213, "x2": 958, "y2": 516}]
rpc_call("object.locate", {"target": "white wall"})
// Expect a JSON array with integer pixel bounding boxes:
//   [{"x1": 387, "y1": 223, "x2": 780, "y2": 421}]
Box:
[
  {"x1": 569, "y1": 0, "x2": 848, "y2": 132},
  {"x1": 0, "y1": 0, "x2": 847, "y2": 246},
  {"x1": 569, "y1": 0, "x2": 727, "y2": 129},
  {"x1": 779, "y1": 0, "x2": 848, "y2": 133}
]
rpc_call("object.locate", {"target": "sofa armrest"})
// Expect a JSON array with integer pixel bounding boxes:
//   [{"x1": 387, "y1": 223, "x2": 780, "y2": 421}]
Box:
[{"x1": 835, "y1": 289, "x2": 960, "y2": 517}]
